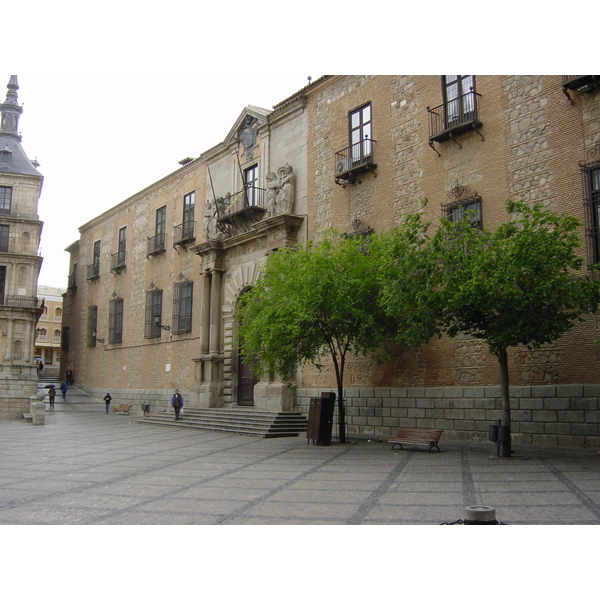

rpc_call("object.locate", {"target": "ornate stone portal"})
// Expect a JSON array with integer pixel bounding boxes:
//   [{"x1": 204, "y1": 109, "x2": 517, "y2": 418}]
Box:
[{"x1": 192, "y1": 213, "x2": 304, "y2": 410}]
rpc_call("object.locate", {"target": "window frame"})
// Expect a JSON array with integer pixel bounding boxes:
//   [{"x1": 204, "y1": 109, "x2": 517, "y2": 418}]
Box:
[
  {"x1": 145, "y1": 289, "x2": 164, "y2": 339},
  {"x1": 88, "y1": 305, "x2": 98, "y2": 347},
  {"x1": 582, "y1": 162, "x2": 600, "y2": 265},
  {"x1": 0, "y1": 224, "x2": 9, "y2": 252},
  {"x1": 244, "y1": 165, "x2": 259, "y2": 207},
  {"x1": 442, "y1": 76, "x2": 476, "y2": 126},
  {"x1": 108, "y1": 297, "x2": 124, "y2": 344},
  {"x1": 0, "y1": 185, "x2": 12, "y2": 215},
  {"x1": 349, "y1": 103, "x2": 373, "y2": 164},
  {"x1": 172, "y1": 281, "x2": 193, "y2": 335}
]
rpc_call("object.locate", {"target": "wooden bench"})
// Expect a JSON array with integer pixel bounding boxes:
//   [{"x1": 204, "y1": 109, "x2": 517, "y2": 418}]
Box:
[
  {"x1": 388, "y1": 428, "x2": 443, "y2": 453},
  {"x1": 113, "y1": 404, "x2": 132, "y2": 415}
]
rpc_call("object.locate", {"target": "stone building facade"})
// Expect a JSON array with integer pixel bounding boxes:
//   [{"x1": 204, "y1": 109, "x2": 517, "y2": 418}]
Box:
[
  {"x1": 0, "y1": 76, "x2": 44, "y2": 418},
  {"x1": 61, "y1": 76, "x2": 600, "y2": 448},
  {"x1": 35, "y1": 286, "x2": 65, "y2": 372}
]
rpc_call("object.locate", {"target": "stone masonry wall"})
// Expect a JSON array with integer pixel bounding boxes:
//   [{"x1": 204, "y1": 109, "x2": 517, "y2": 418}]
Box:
[{"x1": 297, "y1": 384, "x2": 600, "y2": 450}]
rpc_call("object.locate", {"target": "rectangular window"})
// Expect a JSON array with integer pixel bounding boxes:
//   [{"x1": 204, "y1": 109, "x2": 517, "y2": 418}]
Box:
[
  {"x1": 0, "y1": 186, "x2": 12, "y2": 215},
  {"x1": 87, "y1": 240, "x2": 101, "y2": 279},
  {"x1": 108, "y1": 298, "x2": 124, "y2": 344},
  {"x1": 583, "y1": 165, "x2": 600, "y2": 264},
  {"x1": 156, "y1": 206, "x2": 166, "y2": 248},
  {"x1": 172, "y1": 281, "x2": 193, "y2": 334},
  {"x1": 443, "y1": 76, "x2": 476, "y2": 124},
  {"x1": 349, "y1": 103, "x2": 372, "y2": 164},
  {"x1": 244, "y1": 166, "x2": 258, "y2": 206},
  {"x1": 0, "y1": 224, "x2": 9, "y2": 252},
  {"x1": 88, "y1": 305, "x2": 98, "y2": 347},
  {"x1": 117, "y1": 226, "x2": 126, "y2": 265},
  {"x1": 145, "y1": 289, "x2": 163, "y2": 338},
  {"x1": 183, "y1": 191, "x2": 195, "y2": 238}
]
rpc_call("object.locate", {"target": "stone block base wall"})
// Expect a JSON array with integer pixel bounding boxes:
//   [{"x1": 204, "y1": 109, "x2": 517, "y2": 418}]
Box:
[
  {"x1": 0, "y1": 377, "x2": 39, "y2": 419},
  {"x1": 297, "y1": 384, "x2": 600, "y2": 450}
]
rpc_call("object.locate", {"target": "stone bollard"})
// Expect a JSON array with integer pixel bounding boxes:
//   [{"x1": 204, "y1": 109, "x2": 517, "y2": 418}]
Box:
[
  {"x1": 464, "y1": 505, "x2": 497, "y2": 525},
  {"x1": 30, "y1": 401, "x2": 46, "y2": 425}
]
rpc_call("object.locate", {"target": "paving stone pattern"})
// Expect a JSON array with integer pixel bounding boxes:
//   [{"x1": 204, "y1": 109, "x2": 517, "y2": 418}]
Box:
[{"x1": 1, "y1": 386, "x2": 600, "y2": 525}]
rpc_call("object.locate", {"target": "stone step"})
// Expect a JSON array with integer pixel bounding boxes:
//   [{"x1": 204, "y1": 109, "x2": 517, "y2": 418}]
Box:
[{"x1": 136, "y1": 408, "x2": 308, "y2": 438}]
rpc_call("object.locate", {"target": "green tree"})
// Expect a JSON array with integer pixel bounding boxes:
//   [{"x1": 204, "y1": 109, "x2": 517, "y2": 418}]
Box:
[
  {"x1": 432, "y1": 200, "x2": 600, "y2": 456},
  {"x1": 237, "y1": 232, "x2": 390, "y2": 443}
]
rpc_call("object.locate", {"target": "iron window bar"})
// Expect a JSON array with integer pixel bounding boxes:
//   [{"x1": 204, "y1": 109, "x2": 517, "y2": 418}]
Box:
[
  {"x1": 110, "y1": 250, "x2": 126, "y2": 273},
  {"x1": 217, "y1": 186, "x2": 266, "y2": 230},
  {"x1": 147, "y1": 233, "x2": 166, "y2": 257},
  {"x1": 173, "y1": 221, "x2": 196, "y2": 246}
]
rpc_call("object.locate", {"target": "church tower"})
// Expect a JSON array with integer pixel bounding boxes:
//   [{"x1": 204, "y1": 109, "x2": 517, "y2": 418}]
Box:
[{"x1": 0, "y1": 75, "x2": 45, "y2": 418}]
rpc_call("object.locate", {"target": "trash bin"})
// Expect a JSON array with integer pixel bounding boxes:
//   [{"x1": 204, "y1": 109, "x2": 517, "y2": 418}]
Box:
[
  {"x1": 306, "y1": 392, "x2": 335, "y2": 446},
  {"x1": 141, "y1": 403, "x2": 150, "y2": 416}
]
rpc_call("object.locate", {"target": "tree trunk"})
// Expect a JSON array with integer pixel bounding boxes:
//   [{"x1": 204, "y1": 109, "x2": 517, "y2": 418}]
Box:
[
  {"x1": 333, "y1": 355, "x2": 347, "y2": 444},
  {"x1": 497, "y1": 347, "x2": 512, "y2": 457}
]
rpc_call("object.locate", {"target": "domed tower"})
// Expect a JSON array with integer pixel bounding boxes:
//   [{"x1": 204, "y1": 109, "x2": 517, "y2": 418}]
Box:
[{"x1": 0, "y1": 75, "x2": 44, "y2": 419}]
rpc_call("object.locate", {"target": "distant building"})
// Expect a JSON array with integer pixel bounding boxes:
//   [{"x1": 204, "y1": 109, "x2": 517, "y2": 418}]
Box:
[
  {"x1": 35, "y1": 286, "x2": 65, "y2": 373},
  {"x1": 0, "y1": 76, "x2": 44, "y2": 418},
  {"x1": 62, "y1": 76, "x2": 600, "y2": 448}
]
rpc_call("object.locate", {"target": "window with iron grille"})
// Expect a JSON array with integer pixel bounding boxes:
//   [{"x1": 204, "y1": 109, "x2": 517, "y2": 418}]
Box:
[
  {"x1": 145, "y1": 289, "x2": 163, "y2": 338},
  {"x1": 446, "y1": 198, "x2": 483, "y2": 229},
  {"x1": 108, "y1": 298, "x2": 124, "y2": 344},
  {"x1": 88, "y1": 305, "x2": 98, "y2": 347},
  {"x1": 583, "y1": 164, "x2": 600, "y2": 264},
  {"x1": 172, "y1": 281, "x2": 192, "y2": 334},
  {"x1": 0, "y1": 186, "x2": 12, "y2": 215}
]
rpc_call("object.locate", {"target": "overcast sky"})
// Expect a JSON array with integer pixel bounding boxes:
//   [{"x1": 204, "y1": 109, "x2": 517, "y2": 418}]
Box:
[{"x1": 3, "y1": 2, "x2": 583, "y2": 289}]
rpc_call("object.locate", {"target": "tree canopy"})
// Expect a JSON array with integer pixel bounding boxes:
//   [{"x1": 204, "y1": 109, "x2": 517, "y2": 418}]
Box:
[{"x1": 238, "y1": 231, "x2": 391, "y2": 443}]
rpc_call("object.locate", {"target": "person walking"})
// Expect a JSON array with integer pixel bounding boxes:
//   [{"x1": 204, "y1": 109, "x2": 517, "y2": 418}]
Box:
[
  {"x1": 60, "y1": 381, "x2": 68, "y2": 400},
  {"x1": 48, "y1": 385, "x2": 56, "y2": 408},
  {"x1": 171, "y1": 389, "x2": 184, "y2": 420},
  {"x1": 104, "y1": 393, "x2": 112, "y2": 414}
]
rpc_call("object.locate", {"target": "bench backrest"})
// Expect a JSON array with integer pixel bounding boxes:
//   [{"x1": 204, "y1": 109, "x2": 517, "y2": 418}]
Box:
[{"x1": 394, "y1": 428, "x2": 443, "y2": 441}]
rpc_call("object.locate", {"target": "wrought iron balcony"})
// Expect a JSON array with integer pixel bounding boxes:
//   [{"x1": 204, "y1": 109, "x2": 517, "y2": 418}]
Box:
[
  {"x1": 217, "y1": 187, "x2": 266, "y2": 230},
  {"x1": 334, "y1": 138, "x2": 377, "y2": 186},
  {"x1": 110, "y1": 250, "x2": 126, "y2": 273},
  {"x1": 427, "y1": 91, "x2": 483, "y2": 152},
  {"x1": 562, "y1": 76, "x2": 600, "y2": 103},
  {"x1": 173, "y1": 221, "x2": 195, "y2": 246},
  {"x1": 67, "y1": 271, "x2": 77, "y2": 290},
  {"x1": 86, "y1": 263, "x2": 100, "y2": 281},
  {"x1": 147, "y1": 233, "x2": 166, "y2": 257}
]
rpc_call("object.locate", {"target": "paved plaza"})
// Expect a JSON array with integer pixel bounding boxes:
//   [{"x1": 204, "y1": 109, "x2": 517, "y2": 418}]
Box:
[{"x1": 1, "y1": 384, "x2": 600, "y2": 525}]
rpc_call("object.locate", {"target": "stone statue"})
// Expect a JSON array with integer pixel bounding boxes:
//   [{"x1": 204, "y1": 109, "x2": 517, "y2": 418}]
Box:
[
  {"x1": 203, "y1": 199, "x2": 219, "y2": 240},
  {"x1": 276, "y1": 163, "x2": 295, "y2": 215},
  {"x1": 239, "y1": 115, "x2": 258, "y2": 160},
  {"x1": 266, "y1": 172, "x2": 279, "y2": 218}
]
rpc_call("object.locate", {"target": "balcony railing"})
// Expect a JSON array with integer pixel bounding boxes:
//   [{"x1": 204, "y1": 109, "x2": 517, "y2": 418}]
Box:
[
  {"x1": 334, "y1": 138, "x2": 377, "y2": 186},
  {"x1": 562, "y1": 76, "x2": 600, "y2": 103},
  {"x1": 86, "y1": 263, "x2": 100, "y2": 280},
  {"x1": 67, "y1": 271, "x2": 77, "y2": 290},
  {"x1": 147, "y1": 233, "x2": 166, "y2": 256},
  {"x1": 427, "y1": 90, "x2": 482, "y2": 149},
  {"x1": 110, "y1": 250, "x2": 126, "y2": 273},
  {"x1": 3, "y1": 294, "x2": 41, "y2": 308},
  {"x1": 173, "y1": 221, "x2": 195, "y2": 246},
  {"x1": 217, "y1": 187, "x2": 266, "y2": 229}
]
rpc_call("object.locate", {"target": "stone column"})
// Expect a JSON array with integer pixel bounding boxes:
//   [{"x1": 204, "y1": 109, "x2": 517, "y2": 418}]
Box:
[
  {"x1": 199, "y1": 270, "x2": 211, "y2": 355},
  {"x1": 209, "y1": 269, "x2": 222, "y2": 354}
]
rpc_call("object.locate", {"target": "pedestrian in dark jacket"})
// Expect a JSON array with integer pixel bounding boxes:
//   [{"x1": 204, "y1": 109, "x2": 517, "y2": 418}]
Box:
[
  {"x1": 60, "y1": 382, "x2": 68, "y2": 400},
  {"x1": 48, "y1": 385, "x2": 56, "y2": 407},
  {"x1": 171, "y1": 389, "x2": 184, "y2": 420},
  {"x1": 104, "y1": 393, "x2": 112, "y2": 414}
]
